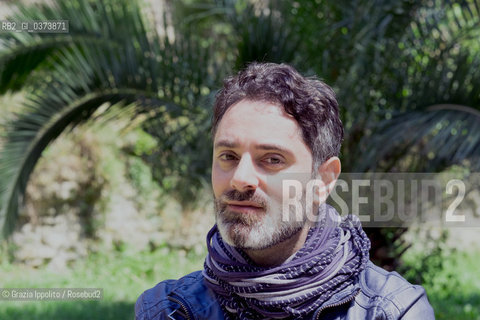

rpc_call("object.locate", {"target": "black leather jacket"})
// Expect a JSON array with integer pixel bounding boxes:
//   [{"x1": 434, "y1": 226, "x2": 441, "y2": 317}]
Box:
[{"x1": 136, "y1": 261, "x2": 435, "y2": 319}]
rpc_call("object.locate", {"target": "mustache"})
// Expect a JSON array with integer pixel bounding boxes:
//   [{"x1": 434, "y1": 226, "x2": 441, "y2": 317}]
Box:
[{"x1": 217, "y1": 189, "x2": 268, "y2": 209}]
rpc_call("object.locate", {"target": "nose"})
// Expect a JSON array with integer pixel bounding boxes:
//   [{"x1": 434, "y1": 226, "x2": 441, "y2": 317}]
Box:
[{"x1": 230, "y1": 154, "x2": 259, "y2": 192}]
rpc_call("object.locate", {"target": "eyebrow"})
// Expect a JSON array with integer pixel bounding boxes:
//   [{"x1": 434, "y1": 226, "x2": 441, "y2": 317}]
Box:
[
  {"x1": 214, "y1": 140, "x2": 294, "y2": 157},
  {"x1": 214, "y1": 140, "x2": 237, "y2": 149}
]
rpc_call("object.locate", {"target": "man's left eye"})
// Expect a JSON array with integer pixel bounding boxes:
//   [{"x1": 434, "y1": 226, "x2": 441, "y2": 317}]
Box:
[{"x1": 263, "y1": 157, "x2": 283, "y2": 165}]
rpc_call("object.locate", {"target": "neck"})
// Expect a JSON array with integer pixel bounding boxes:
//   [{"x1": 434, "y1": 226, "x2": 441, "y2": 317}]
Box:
[{"x1": 244, "y1": 225, "x2": 311, "y2": 267}]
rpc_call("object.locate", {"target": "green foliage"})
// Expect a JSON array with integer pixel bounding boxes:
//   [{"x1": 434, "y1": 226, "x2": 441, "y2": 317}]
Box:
[
  {"x1": 127, "y1": 158, "x2": 155, "y2": 197},
  {"x1": 143, "y1": 111, "x2": 213, "y2": 208},
  {"x1": 400, "y1": 229, "x2": 452, "y2": 287},
  {"x1": 403, "y1": 248, "x2": 480, "y2": 320},
  {"x1": 130, "y1": 128, "x2": 157, "y2": 156},
  {"x1": 0, "y1": 246, "x2": 206, "y2": 320},
  {"x1": 122, "y1": 128, "x2": 160, "y2": 199},
  {"x1": 351, "y1": 0, "x2": 480, "y2": 172}
]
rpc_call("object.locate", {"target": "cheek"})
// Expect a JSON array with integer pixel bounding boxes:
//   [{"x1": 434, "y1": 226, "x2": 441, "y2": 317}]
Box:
[
  {"x1": 264, "y1": 180, "x2": 286, "y2": 206},
  {"x1": 211, "y1": 162, "x2": 231, "y2": 197}
]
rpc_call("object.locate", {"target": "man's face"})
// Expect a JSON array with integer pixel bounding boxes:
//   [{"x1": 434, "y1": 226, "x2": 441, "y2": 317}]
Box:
[{"x1": 212, "y1": 99, "x2": 314, "y2": 250}]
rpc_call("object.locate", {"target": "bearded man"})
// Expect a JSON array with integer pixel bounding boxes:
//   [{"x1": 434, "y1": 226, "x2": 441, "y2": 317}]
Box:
[{"x1": 136, "y1": 63, "x2": 434, "y2": 319}]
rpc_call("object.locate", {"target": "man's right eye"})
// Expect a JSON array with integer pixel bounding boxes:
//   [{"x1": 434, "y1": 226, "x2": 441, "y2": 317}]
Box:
[{"x1": 219, "y1": 153, "x2": 237, "y2": 161}]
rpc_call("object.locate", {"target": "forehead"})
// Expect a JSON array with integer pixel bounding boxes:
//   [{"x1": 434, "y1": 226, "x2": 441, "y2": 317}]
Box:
[{"x1": 214, "y1": 99, "x2": 305, "y2": 147}]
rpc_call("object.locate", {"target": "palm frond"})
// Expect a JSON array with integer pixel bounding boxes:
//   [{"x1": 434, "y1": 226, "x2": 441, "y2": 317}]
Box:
[
  {"x1": 0, "y1": 0, "x2": 219, "y2": 238},
  {"x1": 347, "y1": 0, "x2": 480, "y2": 171},
  {"x1": 355, "y1": 105, "x2": 480, "y2": 171},
  {"x1": 0, "y1": 0, "x2": 108, "y2": 94},
  {"x1": 231, "y1": 2, "x2": 301, "y2": 69},
  {"x1": 0, "y1": 80, "x2": 179, "y2": 237}
]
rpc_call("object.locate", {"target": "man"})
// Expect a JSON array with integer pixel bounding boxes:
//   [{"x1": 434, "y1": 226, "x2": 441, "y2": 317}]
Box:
[{"x1": 136, "y1": 63, "x2": 434, "y2": 319}]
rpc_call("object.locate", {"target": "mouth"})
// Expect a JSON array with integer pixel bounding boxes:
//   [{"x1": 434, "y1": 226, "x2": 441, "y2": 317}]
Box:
[{"x1": 225, "y1": 201, "x2": 264, "y2": 213}]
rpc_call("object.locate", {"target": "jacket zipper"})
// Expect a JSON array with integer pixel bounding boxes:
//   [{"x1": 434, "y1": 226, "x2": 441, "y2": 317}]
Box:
[
  {"x1": 167, "y1": 295, "x2": 194, "y2": 320},
  {"x1": 314, "y1": 289, "x2": 361, "y2": 319}
]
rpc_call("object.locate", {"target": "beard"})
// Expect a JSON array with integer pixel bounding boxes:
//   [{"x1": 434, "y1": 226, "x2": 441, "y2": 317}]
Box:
[{"x1": 214, "y1": 189, "x2": 307, "y2": 250}]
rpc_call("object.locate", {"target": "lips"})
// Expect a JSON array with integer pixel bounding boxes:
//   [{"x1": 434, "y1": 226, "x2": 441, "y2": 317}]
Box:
[
  {"x1": 225, "y1": 201, "x2": 264, "y2": 214},
  {"x1": 226, "y1": 201, "x2": 262, "y2": 208}
]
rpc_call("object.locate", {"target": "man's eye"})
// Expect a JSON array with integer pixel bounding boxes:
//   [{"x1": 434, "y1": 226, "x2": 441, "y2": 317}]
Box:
[
  {"x1": 219, "y1": 153, "x2": 237, "y2": 161},
  {"x1": 263, "y1": 157, "x2": 283, "y2": 165}
]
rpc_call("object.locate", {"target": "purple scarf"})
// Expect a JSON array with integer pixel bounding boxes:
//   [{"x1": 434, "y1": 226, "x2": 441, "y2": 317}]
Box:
[{"x1": 203, "y1": 204, "x2": 371, "y2": 319}]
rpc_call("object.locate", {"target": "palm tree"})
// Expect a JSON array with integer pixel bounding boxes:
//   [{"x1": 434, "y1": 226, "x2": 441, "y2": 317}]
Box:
[{"x1": 0, "y1": 0, "x2": 221, "y2": 238}]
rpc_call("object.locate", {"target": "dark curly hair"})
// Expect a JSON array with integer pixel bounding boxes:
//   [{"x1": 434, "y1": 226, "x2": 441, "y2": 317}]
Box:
[{"x1": 212, "y1": 62, "x2": 344, "y2": 170}]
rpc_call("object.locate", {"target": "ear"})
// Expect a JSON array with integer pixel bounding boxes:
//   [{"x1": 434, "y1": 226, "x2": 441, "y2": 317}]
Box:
[{"x1": 314, "y1": 156, "x2": 341, "y2": 204}]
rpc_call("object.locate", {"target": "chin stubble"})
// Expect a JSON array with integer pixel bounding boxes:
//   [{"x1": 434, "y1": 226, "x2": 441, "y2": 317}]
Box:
[{"x1": 214, "y1": 191, "x2": 307, "y2": 250}]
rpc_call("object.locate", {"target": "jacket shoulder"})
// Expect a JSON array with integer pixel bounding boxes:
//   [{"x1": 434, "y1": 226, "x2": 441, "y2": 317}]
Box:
[
  {"x1": 135, "y1": 271, "x2": 204, "y2": 319},
  {"x1": 136, "y1": 271, "x2": 224, "y2": 320},
  {"x1": 358, "y1": 262, "x2": 435, "y2": 319}
]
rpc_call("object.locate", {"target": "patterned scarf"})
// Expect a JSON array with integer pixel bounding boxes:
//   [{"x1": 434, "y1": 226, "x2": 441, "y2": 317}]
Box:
[{"x1": 203, "y1": 204, "x2": 370, "y2": 319}]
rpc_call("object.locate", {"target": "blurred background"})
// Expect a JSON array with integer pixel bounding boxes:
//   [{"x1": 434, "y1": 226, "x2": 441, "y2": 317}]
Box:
[{"x1": 0, "y1": 0, "x2": 479, "y2": 319}]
